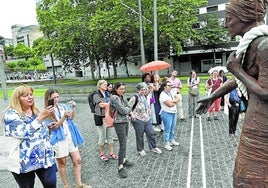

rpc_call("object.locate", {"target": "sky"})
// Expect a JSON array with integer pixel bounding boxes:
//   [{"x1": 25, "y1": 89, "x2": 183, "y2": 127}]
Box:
[{"x1": 0, "y1": 0, "x2": 38, "y2": 38}]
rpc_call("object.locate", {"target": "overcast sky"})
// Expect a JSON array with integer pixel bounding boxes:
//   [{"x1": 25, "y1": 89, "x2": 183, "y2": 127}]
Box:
[{"x1": 0, "y1": 0, "x2": 38, "y2": 38}]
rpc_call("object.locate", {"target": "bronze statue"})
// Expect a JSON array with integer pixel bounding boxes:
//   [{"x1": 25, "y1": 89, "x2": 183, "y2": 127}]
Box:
[{"x1": 196, "y1": 0, "x2": 268, "y2": 187}]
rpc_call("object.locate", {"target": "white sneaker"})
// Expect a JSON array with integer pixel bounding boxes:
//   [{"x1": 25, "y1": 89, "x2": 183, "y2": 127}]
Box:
[
  {"x1": 170, "y1": 140, "x2": 180, "y2": 146},
  {"x1": 164, "y1": 144, "x2": 173, "y2": 151},
  {"x1": 153, "y1": 126, "x2": 161, "y2": 132},
  {"x1": 139, "y1": 150, "x2": 146, "y2": 157},
  {"x1": 160, "y1": 123, "x2": 164, "y2": 131},
  {"x1": 152, "y1": 147, "x2": 162, "y2": 154}
]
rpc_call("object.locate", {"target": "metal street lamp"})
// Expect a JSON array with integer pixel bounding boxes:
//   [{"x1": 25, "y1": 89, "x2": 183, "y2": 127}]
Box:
[
  {"x1": 154, "y1": 0, "x2": 158, "y2": 61},
  {"x1": 138, "y1": 0, "x2": 145, "y2": 65}
]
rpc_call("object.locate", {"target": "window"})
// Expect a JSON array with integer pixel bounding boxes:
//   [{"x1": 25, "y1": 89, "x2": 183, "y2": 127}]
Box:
[{"x1": 207, "y1": 6, "x2": 218, "y2": 13}]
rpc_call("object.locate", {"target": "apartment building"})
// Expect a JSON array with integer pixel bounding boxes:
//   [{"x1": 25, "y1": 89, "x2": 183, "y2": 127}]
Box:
[
  {"x1": 173, "y1": 0, "x2": 233, "y2": 75},
  {"x1": 11, "y1": 24, "x2": 43, "y2": 48}
]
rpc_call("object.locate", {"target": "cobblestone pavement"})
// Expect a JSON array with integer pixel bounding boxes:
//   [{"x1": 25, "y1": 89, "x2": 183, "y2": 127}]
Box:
[{"x1": 0, "y1": 95, "x2": 242, "y2": 188}]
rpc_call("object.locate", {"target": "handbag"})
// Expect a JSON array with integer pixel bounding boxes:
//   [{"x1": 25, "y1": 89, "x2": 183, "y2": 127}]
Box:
[
  {"x1": 0, "y1": 136, "x2": 21, "y2": 174},
  {"x1": 190, "y1": 88, "x2": 199, "y2": 96},
  {"x1": 104, "y1": 103, "x2": 118, "y2": 128}
]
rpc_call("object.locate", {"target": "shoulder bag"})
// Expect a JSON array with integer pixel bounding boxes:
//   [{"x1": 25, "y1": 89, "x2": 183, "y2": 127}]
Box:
[{"x1": 0, "y1": 135, "x2": 21, "y2": 174}]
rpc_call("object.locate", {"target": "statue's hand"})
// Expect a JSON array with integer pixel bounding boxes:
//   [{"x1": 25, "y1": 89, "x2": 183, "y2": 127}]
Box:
[
  {"x1": 195, "y1": 95, "x2": 214, "y2": 114},
  {"x1": 227, "y1": 51, "x2": 244, "y2": 75}
]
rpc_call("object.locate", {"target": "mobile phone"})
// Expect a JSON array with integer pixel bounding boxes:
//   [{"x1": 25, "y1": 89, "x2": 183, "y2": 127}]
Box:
[
  {"x1": 48, "y1": 122, "x2": 56, "y2": 128},
  {"x1": 48, "y1": 98, "x2": 54, "y2": 106}
]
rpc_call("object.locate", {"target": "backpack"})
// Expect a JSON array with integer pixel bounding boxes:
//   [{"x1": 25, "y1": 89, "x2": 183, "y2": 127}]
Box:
[{"x1": 88, "y1": 91, "x2": 103, "y2": 113}]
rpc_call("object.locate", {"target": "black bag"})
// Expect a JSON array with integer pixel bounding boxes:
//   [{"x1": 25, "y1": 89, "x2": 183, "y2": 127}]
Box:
[{"x1": 88, "y1": 91, "x2": 103, "y2": 113}]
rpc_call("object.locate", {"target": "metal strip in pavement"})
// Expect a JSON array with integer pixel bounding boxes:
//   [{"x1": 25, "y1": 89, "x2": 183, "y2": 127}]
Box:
[
  {"x1": 199, "y1": 116, "x2": 206, "y2": 188},
  {"x1": 187, "y1": 116, "x2": 207, "y2": 188},
  {"x1": 186, "y1": 117, "x2": 194, "y2": 188}
]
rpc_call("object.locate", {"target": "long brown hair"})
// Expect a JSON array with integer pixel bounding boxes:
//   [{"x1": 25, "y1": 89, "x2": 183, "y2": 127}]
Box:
[{"x1": 44, "y1": 88, "x2": 59, "y2": 121}]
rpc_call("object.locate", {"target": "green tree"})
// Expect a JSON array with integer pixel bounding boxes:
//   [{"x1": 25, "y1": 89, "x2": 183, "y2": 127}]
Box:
[
  {"x1": 4, "y1": 45, "x2": 14, "y2": 59},
  {"x1": 6, "y1": 62, "x2": 16, "y2": 70},
  {"x1": 13, "y1": 43, "x2": 32, "y2": 61},
  {"x1": 17, "y1": 60, "x2": 30, "y2": 71},
  {"x1": 196, "y1": 13, "x2": 229, "y2": 65},
  {"x1": 36, "y1": 0, "x2": 207, "y2": 79}
]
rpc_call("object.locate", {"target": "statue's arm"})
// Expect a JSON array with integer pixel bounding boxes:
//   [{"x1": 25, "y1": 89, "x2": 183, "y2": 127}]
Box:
[{"x1": 196, "y1": 78, "x2": 237, "y2": 114}]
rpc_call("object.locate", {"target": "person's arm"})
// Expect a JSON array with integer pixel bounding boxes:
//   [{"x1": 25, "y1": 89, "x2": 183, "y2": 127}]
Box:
[
  {"x1": 187, "y1": 78, "x2": 191, "y2": 88},
  {"x1": 4, "y1": 108, "x2": 50, "y2": 139},
  {"x1": 224, "y1": 93, "x2": 231, "y2": 108},
  {"x1": 111, "y1": 96, "x2": 132, "y2": 115},
  {"x1": 178, "y1": 79, "x2": 182, "y2": 89},
  {"x1": 163, "y1": 94, "x2": 179, "y2": 107}
]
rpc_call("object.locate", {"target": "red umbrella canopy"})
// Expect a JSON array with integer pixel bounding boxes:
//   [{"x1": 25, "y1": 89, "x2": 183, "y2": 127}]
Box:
[{"x1": 140, "y1": 61, "x2": 171, "y2": 72}]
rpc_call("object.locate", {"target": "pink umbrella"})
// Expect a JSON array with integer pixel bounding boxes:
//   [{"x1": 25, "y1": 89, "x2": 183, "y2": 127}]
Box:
[{"x1": 140, "y1": 61, "x2": 171, "y2": 72}]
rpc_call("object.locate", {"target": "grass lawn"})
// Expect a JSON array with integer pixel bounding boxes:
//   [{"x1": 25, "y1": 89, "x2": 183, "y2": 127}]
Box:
[{"x1": 0, "y1": 74, "x2": 232, "y2": 99}]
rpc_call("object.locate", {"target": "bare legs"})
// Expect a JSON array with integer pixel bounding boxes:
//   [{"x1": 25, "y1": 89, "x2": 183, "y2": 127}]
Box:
[{"x1": 57, "y1": 150, "x2": 83, "y2": 187}]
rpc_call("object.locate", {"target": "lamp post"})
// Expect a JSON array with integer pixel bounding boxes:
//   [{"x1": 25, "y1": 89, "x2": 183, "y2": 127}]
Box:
[
  {"x1": 121, "y1": 1, "x2": 150, "y2": 65},
  {"x1": 138, "y1": 0, "x2": 145, "y2": 65},
  {"x1": 0, "y1": 56, "x2": 8, "y2": 100},
  {"x1": 153, "y1": 0, "x2": 158, "y2": 61}
]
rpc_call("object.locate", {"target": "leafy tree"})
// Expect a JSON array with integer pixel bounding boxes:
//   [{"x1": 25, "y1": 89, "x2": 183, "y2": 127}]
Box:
[
  {"x1": 17, "y1": 60, "x2": 30, "y2": 70},
  {"x1": 36, "y1": 0, "x2": 207, "y2": 79},
  {"x1": 28, "y1": 57, "x2": 42, "y2": 70},
  {"x1": 4, "y1": 45, "x2": 14, "y2": 59},
  {"x1": 196, "y1": 13, "x2": 229, "y2": 65},
  {"x1": 13, "y1": 43, "x2": 32, "y2": 61},
  {"x1": 6, "y1": 62, "x2": 16, "y2": 70}
]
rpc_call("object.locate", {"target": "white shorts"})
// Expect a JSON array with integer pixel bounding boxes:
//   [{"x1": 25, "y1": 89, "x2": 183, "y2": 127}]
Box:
[{"x1": 53, "y1": 136, "x2": 78, "y2": 158}]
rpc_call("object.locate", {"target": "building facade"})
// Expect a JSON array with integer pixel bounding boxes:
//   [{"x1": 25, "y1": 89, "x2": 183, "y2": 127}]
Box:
[
  {"x1": 173, "y1": 0, "x2": 268, "y2": 75},
  {"x1": 173, "y1": 0, "x2": 231, "y2": 75},
  {"x1": 11, "y1": 24, "x2": 43, "y2": 48}
]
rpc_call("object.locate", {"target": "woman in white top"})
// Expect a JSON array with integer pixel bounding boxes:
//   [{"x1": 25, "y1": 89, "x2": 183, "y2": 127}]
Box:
[{"x1": 159, "y1": 81, "x2": 180, "y2": 151}]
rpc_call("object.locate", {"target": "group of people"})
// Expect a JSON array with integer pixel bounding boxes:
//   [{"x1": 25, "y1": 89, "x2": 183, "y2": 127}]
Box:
[
  {"x1": 3, "y1": 85, "x2": 91, "y2": 188},
  {"x1": 91, "y1": 77, "x2": 181, "y2": 179},
  {"x1": 204, "y1": 68, "x2": 245, "y2": 136}
]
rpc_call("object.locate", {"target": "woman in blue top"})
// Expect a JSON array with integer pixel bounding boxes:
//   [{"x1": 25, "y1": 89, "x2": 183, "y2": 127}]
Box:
[{"x1": 3, "y1": 85, "x2": 57, "y2": 188}]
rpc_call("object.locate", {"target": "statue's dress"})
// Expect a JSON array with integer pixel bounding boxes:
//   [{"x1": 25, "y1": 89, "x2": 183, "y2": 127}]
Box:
[{"x1": 233, "y1": 36, "x2": 268, "y2": 187}]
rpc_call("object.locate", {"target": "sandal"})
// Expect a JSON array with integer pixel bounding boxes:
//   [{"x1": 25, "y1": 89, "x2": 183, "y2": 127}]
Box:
[
  {"x1": 110, "y1": 153, "x2": 118, "y2": 160},
  {"x1": 100, "y1": 154, "x2": 109, "y2": 161}
]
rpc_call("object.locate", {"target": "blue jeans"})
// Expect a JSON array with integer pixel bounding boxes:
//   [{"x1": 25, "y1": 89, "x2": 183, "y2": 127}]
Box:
[
  {"x1": 161, "y1": 112, "x2": 177, "y2": 144},
  {"x1": 12, "y1": 163, "x2": 57, "y2": 188},
  {"x1": 131, "y1": 119, "x2": 156, "y2": 151},
  {"x1": 114, "y1": 122, "x2": 129, "y2": 166}
]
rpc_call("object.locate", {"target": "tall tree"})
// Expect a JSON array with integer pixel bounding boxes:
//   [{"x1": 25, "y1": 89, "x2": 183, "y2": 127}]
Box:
[
  {"x1": 196, "y1": 13, "x2": 229, "y2": 65},
  {"x1": 13, "y1": 43, "x2": 32, "y2": 61},
  {"x1": 36, "y1": 0, "x2": 207, "y2": 79}
]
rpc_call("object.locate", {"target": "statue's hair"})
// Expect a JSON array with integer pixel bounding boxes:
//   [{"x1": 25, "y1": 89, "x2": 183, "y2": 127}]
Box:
[{"x1": 226, "y1": 0, "x2": 268, "y2": 23}]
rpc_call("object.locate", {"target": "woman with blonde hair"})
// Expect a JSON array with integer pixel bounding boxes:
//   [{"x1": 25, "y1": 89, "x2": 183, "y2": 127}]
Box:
[
  {"x1": 3, "y1": 85, "x2": 57, "y2": 188},
  {"x1": 93, "y1": 80, "x2": 118, "y2": 161}
]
